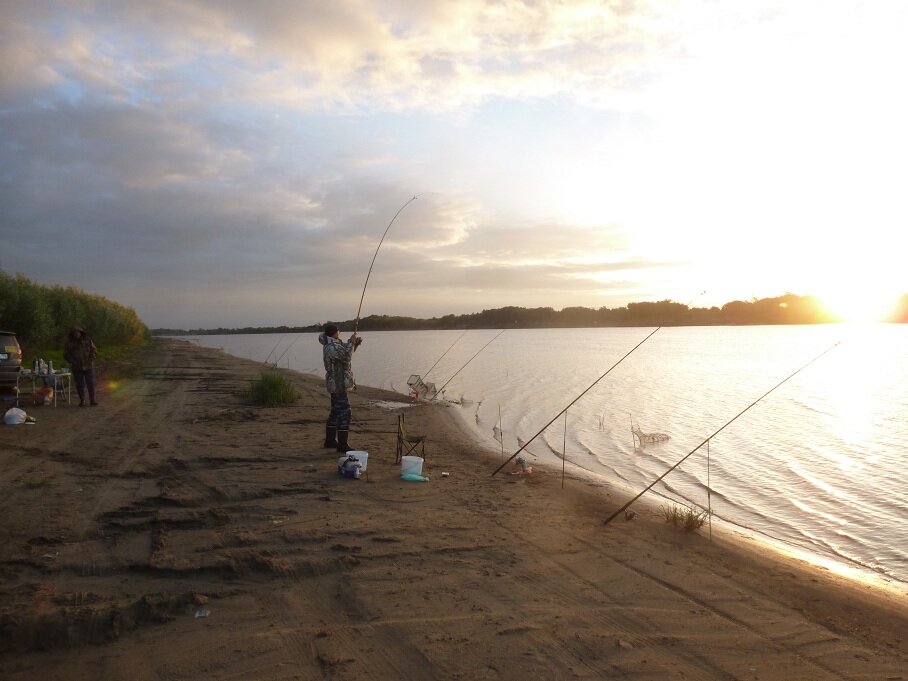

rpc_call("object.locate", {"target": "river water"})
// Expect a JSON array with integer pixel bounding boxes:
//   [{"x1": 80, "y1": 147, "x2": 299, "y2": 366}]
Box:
[{"x1": 185, "y1": 325, "x2": 908, "y2": 587}]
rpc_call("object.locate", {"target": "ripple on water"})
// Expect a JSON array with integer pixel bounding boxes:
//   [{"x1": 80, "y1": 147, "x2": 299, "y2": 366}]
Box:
[{"x1": 197, "y1": 326, "x2": 908, "y2": 584}]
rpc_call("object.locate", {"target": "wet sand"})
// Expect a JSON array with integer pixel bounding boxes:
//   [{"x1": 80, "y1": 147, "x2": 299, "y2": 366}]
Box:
[{"x1": 1, "y1": 338, "x2": 906, "y2": 680}]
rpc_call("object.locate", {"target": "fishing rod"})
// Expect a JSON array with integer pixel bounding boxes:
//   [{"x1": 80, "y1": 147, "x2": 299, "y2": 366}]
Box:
[
  {"x1": 491, "y1": 326, "x2": 661, "y2": 476},
  {"x1": 262, "y1": 333, "x2": 286, "y2": 367},
  {"x1": 352, "y1": 195, "x2": 419, "y2": 341},
  {"x1": 490, "y1": 291, "x2": 706, "y2": 477},
  {"x1": 423, "y1": 330, "x2": 468, "y2": 379},
  {"x1": 271, "y1": 332, "x2": 305, "y2": 367},
  {"x1": 602, "y1": 341, "x2": 841, "y2": 527},
  {"x1": 431, "y1": 329, "x2": 506, "y2": 399},
  {"x1": 271, "y1": 196, "x2": 419, "y2": 367}
]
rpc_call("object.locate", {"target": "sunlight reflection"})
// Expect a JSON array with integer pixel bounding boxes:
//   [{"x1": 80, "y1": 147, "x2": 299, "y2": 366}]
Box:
[
  {"x1": 818, "y1": 447, "x2": 862, "y2": 473},
  {"x1": 790, "y1": 498, "x2": 846, "y2": 526},
  {"x1": 810, "y1": 326, "x2": 884, "y2": 445},
  {"x1": 789, "y1": 464, "x2": 845, "y2": 500}
]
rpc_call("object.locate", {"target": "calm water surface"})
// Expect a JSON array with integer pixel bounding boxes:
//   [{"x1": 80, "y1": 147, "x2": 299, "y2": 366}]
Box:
[{"x1": 188, "y1": 325, "x2": 908, "y2": 586}]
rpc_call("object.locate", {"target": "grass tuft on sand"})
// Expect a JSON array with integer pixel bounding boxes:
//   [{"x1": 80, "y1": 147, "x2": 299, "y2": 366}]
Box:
[
  {"x1": 660, "y1": 503, "x2": 707, "y2": 532},
  {"x1": 243, "y1": 372, "x2": 297, "y2": 407}
]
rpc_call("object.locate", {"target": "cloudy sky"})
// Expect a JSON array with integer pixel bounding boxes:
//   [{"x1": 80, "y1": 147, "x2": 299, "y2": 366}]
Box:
[{"x1": 2, "y1": 1, "x2": 906, "y2": 328}]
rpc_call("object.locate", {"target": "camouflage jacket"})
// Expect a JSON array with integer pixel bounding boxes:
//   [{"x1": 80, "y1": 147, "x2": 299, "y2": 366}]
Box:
[{"x1": 318, "y1": 333, "x2": 356, "y2": 394}]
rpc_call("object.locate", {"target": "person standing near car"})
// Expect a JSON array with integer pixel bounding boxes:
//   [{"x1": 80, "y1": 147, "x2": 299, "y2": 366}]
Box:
[
  {"x1": 63, "y1": 326, "x2": 98, "y2": 406},
  {"x1": 317, "y1": 323, "x2": 362, "y2": 452}
]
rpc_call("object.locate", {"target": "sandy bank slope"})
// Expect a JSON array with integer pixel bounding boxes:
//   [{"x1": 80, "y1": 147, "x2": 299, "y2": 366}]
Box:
[{"x1": 1, "y1": 338, "x2": 906, "y2": 680}]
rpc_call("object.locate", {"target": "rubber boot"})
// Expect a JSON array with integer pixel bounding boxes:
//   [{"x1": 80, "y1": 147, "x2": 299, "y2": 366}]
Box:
[
  {"x1": 336, "y1": 430, "x2": 354, "y2": 453},
  {"x1": 324, "y1": 425, "x2": 338, "y2": 448}
]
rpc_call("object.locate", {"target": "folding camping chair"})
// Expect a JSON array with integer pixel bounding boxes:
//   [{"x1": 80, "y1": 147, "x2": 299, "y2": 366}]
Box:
[{"x1": 396, "y1": 413, "x2": 426, "y2": 464}]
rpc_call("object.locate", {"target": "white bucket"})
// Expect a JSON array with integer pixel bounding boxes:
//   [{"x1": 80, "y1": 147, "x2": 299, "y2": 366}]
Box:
[
  {"x1": 347, "y1": 450, "x2": 369, "y2": 472},
  {"x1": 401, "y1": 455, "x2": 423, "y2": 476}
]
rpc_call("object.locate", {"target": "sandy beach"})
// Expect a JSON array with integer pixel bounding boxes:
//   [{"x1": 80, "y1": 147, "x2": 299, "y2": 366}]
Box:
[{"x1": 1, "y1": 338, "x2": 906, "y2": 680}]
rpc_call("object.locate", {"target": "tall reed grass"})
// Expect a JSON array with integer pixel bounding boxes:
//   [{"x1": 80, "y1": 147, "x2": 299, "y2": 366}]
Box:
[{"x1": 244, "y1": 372, "x2": 297, "y2": 406}]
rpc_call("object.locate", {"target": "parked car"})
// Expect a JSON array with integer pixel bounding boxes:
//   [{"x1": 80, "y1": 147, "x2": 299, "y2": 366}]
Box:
[{"x1": 0, "y1": 330, "x2": 23, "y2": 389}]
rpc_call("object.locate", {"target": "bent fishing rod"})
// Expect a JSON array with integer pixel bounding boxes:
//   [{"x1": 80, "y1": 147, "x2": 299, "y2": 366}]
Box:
[
  {"x1": 352, "y1": 195, "x2": 419, "y2": 343},
  {"x1": 431, "y1": 329, "x2": 506, "y2": 399},
  {"x1": 602, "y1": 340, "x2": 841, "y2": 527},
  {"x1": 491, "y1": 326, "x2": 662, "y2": 476},
  {"x1": 272, "y1": 195, "x2": 419, "y2": 367}
]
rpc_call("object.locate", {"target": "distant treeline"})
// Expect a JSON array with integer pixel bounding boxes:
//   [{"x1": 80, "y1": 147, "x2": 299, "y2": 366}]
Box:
[
  {"x1": 153, "y1": 292, "x2": 908, "y2": 336},
  {"x1": 0, "y1": 270, "x2": 149, "y2": 353}
]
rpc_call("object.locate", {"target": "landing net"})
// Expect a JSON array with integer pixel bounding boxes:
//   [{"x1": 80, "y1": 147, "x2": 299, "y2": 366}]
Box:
[{"x1": 407, "y1": 374, "x2": 438, "y2": 400}]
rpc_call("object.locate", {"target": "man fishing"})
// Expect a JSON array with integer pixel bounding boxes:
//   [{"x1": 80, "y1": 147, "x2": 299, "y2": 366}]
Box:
[{"x1": 318, "y1": 323, "x2": 363, "y2": 452}]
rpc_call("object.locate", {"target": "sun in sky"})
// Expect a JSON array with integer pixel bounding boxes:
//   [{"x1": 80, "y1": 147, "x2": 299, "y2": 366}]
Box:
[
  {"x1": 816, "y1": 286, "x2": 903, "y2": 324},
  {"x1": 1, "y1": 0, "x2": 906, "y2": 327}
]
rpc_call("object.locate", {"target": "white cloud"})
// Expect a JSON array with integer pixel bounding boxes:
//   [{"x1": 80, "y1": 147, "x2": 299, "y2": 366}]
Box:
[
  {"x1": 3, "y1": 0, "x2": 684, "y2": 113},
  {"x1": 3, "y1": 1, "x2": 905, "y2": 326}
]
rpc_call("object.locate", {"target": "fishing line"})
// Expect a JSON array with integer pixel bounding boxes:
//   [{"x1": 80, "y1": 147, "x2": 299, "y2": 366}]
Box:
[
  {"x1": 490, "y1": 291, "x2": 706, "y2": 477},
  {"x1": 423, "y1": 330, "x2": 468, "y2": 379},
  {"x1": 271, "y1": 195, "x2": 419, "y2": 368},
  {"x1": 491, "y1": 326, "x2": 661, "y2": 476},
  {"x1": 602, "y1": 341, "x2": 841, "y2": 527},
  {"x1": 562, "y1": 410, "x2": 568, "y2": 489},
  {"x1": 353, "y1": 195, "x2": 419, "y2": 339},
  {"x1": 498, "y1": 402, "x2": 504, "y2": 464},
  {"x1": 272, "y1": 333, "x2": 305, "y2": 367},
  {"x1": 707, "y1": 438, "x2": 712, "y2": 541},
  {"x1": 262, "y1": 333, "x2": 286, "y2": 366},
  {"x1": 431, "y1": 329, "x2": 506, "y2": 399}
]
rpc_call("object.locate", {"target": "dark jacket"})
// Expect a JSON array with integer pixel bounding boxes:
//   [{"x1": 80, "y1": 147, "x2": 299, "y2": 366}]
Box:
[{"x1": 63, "y1": 328, "x2": 98, "y2": 371}]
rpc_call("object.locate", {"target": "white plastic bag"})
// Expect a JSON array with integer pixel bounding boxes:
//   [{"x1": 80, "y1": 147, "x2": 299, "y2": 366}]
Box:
[{"x1": 4, "y1": 407, "x2": 27, "y2": 425}]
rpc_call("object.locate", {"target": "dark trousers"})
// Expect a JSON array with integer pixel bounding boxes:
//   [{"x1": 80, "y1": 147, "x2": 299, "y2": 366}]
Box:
[
  {"x1": 327, "y1": 392, "x2": 351, "y2": 430},
  {"x1": 73, "y1": 368, "x2": 96, "y2": 404}
]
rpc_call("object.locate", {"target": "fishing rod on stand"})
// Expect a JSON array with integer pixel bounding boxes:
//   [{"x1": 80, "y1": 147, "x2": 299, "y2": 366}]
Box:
[
  {"x1": 430, "y1": 329, "x2": 506, "y2": 400},
  {"x1": 490, "y1": 291, "x2": 705, "y2": 477},
  {"x1": 491, "y1": 327, "x2": 659, "y2": 476},
  {"x1": 423, "y1": 330, "x2": 468, "y2": 380},
  {"x1": 601, "y1": 341, "x2": 841, "y2": 527},
  {"x1": 262, "y1": 334, "x2": 286, "y2": 367},
  {"x1": 271, "y1": 333, "x2": 305, "y2": 368}
]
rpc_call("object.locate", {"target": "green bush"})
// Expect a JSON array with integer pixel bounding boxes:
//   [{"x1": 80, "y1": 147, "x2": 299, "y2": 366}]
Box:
[{"x1": 244, "y1": 372, "x2": 298, "y2": 406}]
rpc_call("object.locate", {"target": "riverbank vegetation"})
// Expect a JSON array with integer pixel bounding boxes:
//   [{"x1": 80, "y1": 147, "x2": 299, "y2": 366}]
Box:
[
  {"x1": 0, "y1": 270, "x2": 149, "y2": 355},
  {"x1": 243, "y1": 372, "x2": 298, "y2": 406},
  {"x1": 153, "y1": 292, "x2": 908, "y2": 336}
]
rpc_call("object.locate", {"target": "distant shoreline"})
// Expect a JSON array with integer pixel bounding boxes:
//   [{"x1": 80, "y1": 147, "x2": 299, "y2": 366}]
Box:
[
  {"x1": 154, "y1": 319, "x2": 897, "y2": 336},
  {"x1": 151, "y1": 293, "x2": 908, "y2": 336}
]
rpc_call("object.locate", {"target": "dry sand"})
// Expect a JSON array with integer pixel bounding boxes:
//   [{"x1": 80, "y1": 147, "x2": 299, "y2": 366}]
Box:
[{"x1": 1, "y1": 338, "x2": 906, "y2": 680}]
